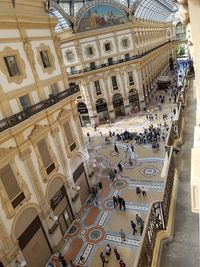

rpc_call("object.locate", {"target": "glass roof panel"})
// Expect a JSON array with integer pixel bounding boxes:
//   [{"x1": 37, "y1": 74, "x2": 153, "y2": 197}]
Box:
[
  {"x1": 50, "y1": 0, "x2": 178, "y2": 32},
  {"x1": 50, "y1": 8, "x2": 70, "y2": 32}
]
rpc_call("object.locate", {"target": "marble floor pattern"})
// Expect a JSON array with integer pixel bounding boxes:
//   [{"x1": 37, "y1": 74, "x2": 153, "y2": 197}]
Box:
[{"x1": 46, "y1": 88, "x2": 178, "y2": 267}]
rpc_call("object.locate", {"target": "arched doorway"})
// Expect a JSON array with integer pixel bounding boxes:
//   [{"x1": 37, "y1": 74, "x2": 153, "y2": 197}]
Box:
[
  {"x1": 77, "y1": 102, "x2": 90, "y2": 127},
  {"x1": 112, "y1": 93, "x2": 125, "y2": 117},
  {"x1": 129, "y1": 89, "x2": 140, "y2": 113},
  {"x1": 47, "y1": 177, "x2": 74, "y2": 237},
  {"x1": 13, "y1": 206, "x2": 51, "y2": 267},
  {"x1": 95, "y1": 98, "x2": 109, "y2": 123}
]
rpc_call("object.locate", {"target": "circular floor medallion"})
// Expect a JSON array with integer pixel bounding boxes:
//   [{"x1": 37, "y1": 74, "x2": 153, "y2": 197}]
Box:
[
  {"x1": 89, "y1": 229, "x2": 103, "y2": 241},
  {"x1": 110, "y1": 151, "x2": 119, "y2": 156},
  {"x1": 104, "y1": 199, "x2": 114, "y2": 209},
  {"x1": 68, "y1": 225, "x2": 78, "y2": 235},
  {"x1": 140, "y1": 167, "x2": 160, "y2": 177}
]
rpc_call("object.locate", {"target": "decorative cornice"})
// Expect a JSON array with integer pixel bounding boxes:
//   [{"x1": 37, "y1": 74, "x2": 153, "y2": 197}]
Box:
[{"x1": 29, "y1": 124, "x2": 48, "y2": 138}]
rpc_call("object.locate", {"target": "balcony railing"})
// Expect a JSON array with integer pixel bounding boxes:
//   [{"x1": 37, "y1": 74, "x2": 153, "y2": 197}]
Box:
[
  {"x1": 0, "y1": 84, "x2": 80, "y2": 133},
  {"x1": 67, "y1": 41, "x2": 170, "y2": 75},
  {"x1": 135, "y1": 69, "x2": 188, "y2": 267}
]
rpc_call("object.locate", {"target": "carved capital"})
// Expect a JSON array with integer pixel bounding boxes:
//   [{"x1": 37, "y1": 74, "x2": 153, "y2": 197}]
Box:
[
  {"x1": 20, "y1": 148, "x2": 32, "y2": 161},
  {"x1": 24, "y1": 39, "x2": 35, "y2": 66}
]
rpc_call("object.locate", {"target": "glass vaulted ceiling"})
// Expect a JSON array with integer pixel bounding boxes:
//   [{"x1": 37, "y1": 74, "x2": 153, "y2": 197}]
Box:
[{"x1": 50, "y1": 0, "x2": 178, "y2": 32}]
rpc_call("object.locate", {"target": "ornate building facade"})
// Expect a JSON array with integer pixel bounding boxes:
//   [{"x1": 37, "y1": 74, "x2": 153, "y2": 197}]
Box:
[
  {"x1": 57, "y1": 0, "x2": 177, "y2": 126},
  {"x1": 0, "y1": 1, "x2": 95, "y2": 267}
]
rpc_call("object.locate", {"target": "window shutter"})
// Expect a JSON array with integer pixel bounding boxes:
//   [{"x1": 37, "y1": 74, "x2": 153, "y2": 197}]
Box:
[
  {"x1": 37, "y1": 139, "x2": 52, "y2": 168},
  {"x1": 63, "y1": 121, "x2": 74, "y2": 145},
  {"x1": 0, "y1": 164, "x2": 21, "y2": 201}
]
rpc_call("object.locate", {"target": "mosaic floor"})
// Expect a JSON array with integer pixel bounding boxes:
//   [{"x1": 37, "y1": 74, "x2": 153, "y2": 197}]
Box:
[{"x1": 47, "y1": 84, "x2": 178, "y2": 266}]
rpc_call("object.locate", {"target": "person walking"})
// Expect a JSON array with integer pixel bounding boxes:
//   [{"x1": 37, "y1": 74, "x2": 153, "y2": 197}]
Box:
[
  {"x1": 121, "y1": 198, "x2": 126, "y2": 211},
  {"x1": 173, "y1": 108, "x2": 176, "y2": 115},
  {"x1": 118, "y1": 162, "x2": 123, "y2": 172},
  {"x1": 114, "y1": 247, "x2": 120, "y2": 261},
  {"x1": 119, "y1": 228, "x2": 126, "y2": 242},
  {"x1": 105, "y1": 244, "x2": 111, "y2": 256},
  {"x1": 131, "y1": 220, "x2": 137, "y2": 235},
  {"x1": 58, "y1": 253, "x2": 67, "y2": 267},
  {"x1": 136, "y1": 214, "x2": 143, "y2": 225},
  {"x1": 114, "y1": 143, "x2": 119, "y2": 154},
  {"x1": 117, "y1": 195, "x2": 122, "y2": 210},
  {"x1": 113, "y1": 196, "x2": 118, "y2": 208},
  {"x1": 142, "y1": 188, "x2": 146, "y2": 196},
  {"x1": 70, "y1": 260, "x2": 76, "y2": 267},
  {"x1": 131, "y1": 144, "x2": 134, "y2": 153},
  {"x1": 119, "y1": 259, "x2": 126, "y2": 267},
  {"x1": 100, "y1": 252, "x2": 108, "y2": 266},
  {"x1": 140, "y1": 220, "x2": 144, "y2": 235}
]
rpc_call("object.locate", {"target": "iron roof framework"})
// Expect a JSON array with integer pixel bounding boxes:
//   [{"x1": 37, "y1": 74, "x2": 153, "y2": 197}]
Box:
[{"x1": 50, "y1": 0, "x2": 178, "y2": 32}]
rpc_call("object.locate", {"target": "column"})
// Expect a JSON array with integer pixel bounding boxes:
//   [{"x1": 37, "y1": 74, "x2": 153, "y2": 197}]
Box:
[
  {"x1": 0, "y1": 218, "x2": 15, "y2": 266},
  {"x1": 82, "y1": 80, "x2": 99, "y2": 126},
  {"x1": 20, "y1": 148, "x2": 48, "y2": 208},
  {"x1": 135, "y1": 66, "x2": 146, "y2": 110},
  {"x1": 51, "y1": 127, "x2": 72, "y2": 178},
  {"x1": 102, "y1": 76, "x2": 115, "y2": 120},
  {"x1": 119, "y1": 70, "x2": 130, "y2": 115},
  {"x1": 74, "y1": 40, "x2": 86, "y2": 70},
  {"x1": 96, "y1": 38, "x2": 103, "y2": 65}
]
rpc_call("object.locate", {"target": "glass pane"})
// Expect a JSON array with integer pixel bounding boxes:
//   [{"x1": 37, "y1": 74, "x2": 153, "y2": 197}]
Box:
[
  {"x1": 4, "y1": 56, "x2": 20, "y2": 77},
  {"x1": 19, "y1": 94, "x2": 31, "y2": 110},
  {"x1": 40, "y1": 51, "x2": 51, "y2": 68}
]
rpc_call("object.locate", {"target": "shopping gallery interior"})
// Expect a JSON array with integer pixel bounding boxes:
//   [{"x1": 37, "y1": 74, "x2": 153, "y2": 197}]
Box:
[{"x1": 0, "y1": 0, "x2": 199, "y2": 267}]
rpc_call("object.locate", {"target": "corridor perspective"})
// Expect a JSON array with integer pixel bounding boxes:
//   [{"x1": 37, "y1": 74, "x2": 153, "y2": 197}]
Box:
[{"x1": 0, "y1": 1, "x2": 199, "y2": 267}]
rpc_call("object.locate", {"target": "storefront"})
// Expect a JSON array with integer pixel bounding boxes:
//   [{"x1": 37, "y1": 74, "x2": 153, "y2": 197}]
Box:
[
  {"x1": 129, "y1": 89, "x2": 140, "y2": 113},
  {"x1": 73, "y1": 162, "x2": 90, "y2": 205},
  {"x1": 96, "y1": 98, "x2": 109, "y2": 123},
  {"x1": 112, "y1": 93, "x2": 125, "y2": 117},
  {"x1": 77, "y1": 102, "x2": 91, "y2": 127},
  {"x1": 15, "y1": 207, "x2": 51, "y2": 267},
  {"x1": 48, "y1": 177, "x2": 74, "y2": 236}
]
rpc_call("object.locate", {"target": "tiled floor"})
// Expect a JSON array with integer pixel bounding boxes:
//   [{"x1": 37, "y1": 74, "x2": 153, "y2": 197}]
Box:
[{"x1": 47, "y1": 73, "x2": 180, "y2": 267}]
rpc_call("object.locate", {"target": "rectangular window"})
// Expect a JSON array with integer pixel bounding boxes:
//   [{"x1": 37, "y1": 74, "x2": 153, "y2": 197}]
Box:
[
  {"x1": 40, "y1": 51, "x2": 51, "y2": 68},
  {"x1": 111, "y1": 76, "x2": 118, "y2": 90},
  {"x1": 87, "y1": 47, "x2": 93, "y2": 55},
  {"x1": 70, "y1": 66, "x2": 76, "y2": 74},
  {"x1": 94, "y1": 80, "x2": 101, "y2": 95},
  {"x1": 37, "y1": 139, "x2": 55, "y2": 174},
  {"x1": 122, "y1": 39, "x2": 129, "y2": 48},
  {"x1": 19, "y1": 94, "x2": 31, "y2": 110},
  {"x1": 0, "y1": 164, "x2": 25, "y2": 208},
  {"x1": 50, "y1": 83, "x2": 59, "y2": 94},
  {"x1": 105, "y1": 43, "x2": 111, "y2": 51},
  {"x1": 63, "y1": 121, "x2": 76, "y2": 151},
  {"x1": 90, "y1": 62, "x2": 95, "y2": 70},
  {"x1": 128, "y1": 71, "x2": 134, "y2": 85},
  {"x1": 108, "y1": 58, "x2": 113, "y2": 65},
  {"x1": 66, "y1": 51, "x2": 73, "y2": 61},
  {"x1": 4, "y1": 56, "x2": 20, "y2": 77}
]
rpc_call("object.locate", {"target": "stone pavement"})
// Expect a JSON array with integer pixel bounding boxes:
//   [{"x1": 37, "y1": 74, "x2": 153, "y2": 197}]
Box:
[
  {"x1": 160, "y1": 79, "x2": 200, "y2": 267},
  {"x1": 46, "y1": 88, "x2": 180, "y2": 267}
]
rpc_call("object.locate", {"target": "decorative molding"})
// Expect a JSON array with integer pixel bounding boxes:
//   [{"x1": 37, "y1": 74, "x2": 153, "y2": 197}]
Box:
[
  {"x1": 24, "y1": 39, "x2": 35, "y2": 66},
  {"x1": 36, "y1": 43, "x2": 55, "y2": 75},
  {"x1": 64, "y1": 49, "x2": 75, "y2": 63},
  {"x1": 0, "y1": 47, "x2": 27, "y2": 84},
  {"x1": 29, "y1": 124, "x2": 48, "y2": 140},
  {"x1": 20, "y1": 148, "x2": 48, "y2": 207}
]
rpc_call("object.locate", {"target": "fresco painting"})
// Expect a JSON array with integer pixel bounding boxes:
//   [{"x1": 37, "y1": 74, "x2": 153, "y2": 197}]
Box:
[{"x1": 77, "y1": 5, "x2": 128, "y2": 32}]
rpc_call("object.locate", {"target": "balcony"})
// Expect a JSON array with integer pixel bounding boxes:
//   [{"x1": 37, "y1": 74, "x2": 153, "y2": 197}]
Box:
[
  {"x1": 0, "y1": 84, "x2": 80, "y2": 133},
  {"x1": 67, "y1": 41, "x2": 171, "y2": 76}
]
